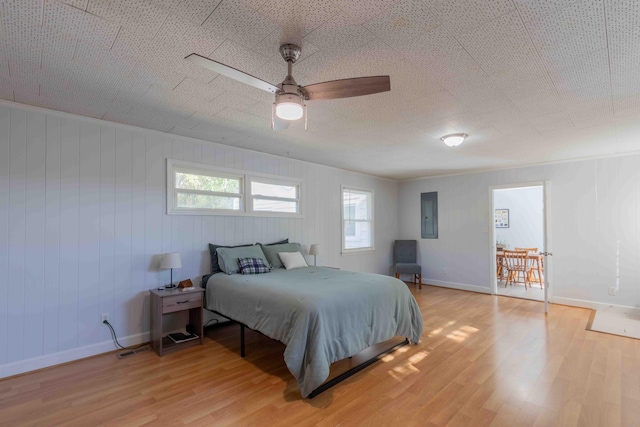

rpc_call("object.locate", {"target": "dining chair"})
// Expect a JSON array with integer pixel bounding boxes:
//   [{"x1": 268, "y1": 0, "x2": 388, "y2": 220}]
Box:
[
  {"x1": 515, "y1": 247, "x2": 543, "y2": 287},
  {"x1": 514, "y1": 247, "x2": 537, "y2": 253},
  {"x1": 496, "y1": 251, "x2": 506, "y2": 281},
  {"x1": 393, "y1": 240, "x2": 422, "y2": 289},
  {"x1": 503, "y1": 250, "x2": 531, "y2": 288}
]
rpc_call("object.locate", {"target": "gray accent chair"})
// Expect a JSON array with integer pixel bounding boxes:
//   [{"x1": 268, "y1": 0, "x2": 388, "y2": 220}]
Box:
[{"x1": 394, "y1": 240, "x2": 422, "y2": 289}]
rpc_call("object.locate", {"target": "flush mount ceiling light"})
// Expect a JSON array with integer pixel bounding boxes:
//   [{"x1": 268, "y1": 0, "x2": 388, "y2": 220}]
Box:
[{"x1": 441, "y1": 133, "x2": 468, "y2": 147}]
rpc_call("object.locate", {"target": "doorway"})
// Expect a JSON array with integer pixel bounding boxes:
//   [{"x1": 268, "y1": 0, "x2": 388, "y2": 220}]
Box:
[{"x1": 491, "y1": 183, "x2": 547, "y2": 303}]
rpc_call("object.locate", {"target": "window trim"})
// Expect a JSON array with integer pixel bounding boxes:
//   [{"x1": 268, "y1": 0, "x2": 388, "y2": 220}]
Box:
[
  {"x1": 170, "y1": 164, "x2": 244, "y2": 214},
  {"x1": 167, "y1": 159, "x2": 303, "y2": 217},
  {"x1": 341, "y1": 185, "x2": 375, "y2": 254}
]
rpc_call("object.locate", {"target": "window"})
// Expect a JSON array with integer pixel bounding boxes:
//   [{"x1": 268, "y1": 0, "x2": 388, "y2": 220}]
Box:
[
  {"x1": 344, "y1": 205, "x2": 356, "y2": 236},
  {"x1": 342, "y1": 186, "x2": 374, "y2": 253},
  {"x1": 174, "y1": 170, "x2": 242, "y2": 212},
  {"x1": 167, "y1": 159, "x2": 302, "y2": 217},
  {"x1": 249, "y1": 177, "x2": 300, "y2": 214}
]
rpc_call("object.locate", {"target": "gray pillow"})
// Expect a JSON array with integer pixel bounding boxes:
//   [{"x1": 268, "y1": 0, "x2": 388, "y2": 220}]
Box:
[
  {"x1": 209, "y1": 243, "x2": 251, "y2": 273},
  {"x1": 216, "y1": 245, "x2": 269, "y2": 275},
  {"x1": 260, "y1": 242, "x2": 302, "y2": 269},
  {"x1": 261, "y1": 238, "x2": 288, "y2": 246}
]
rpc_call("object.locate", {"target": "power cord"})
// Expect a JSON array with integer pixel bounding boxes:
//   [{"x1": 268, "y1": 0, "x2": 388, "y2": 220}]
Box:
[
  {"x1": 204, "y1": 318, "x2": 219, "y2": 328},
  {"x1": 203, "y1": 307, "x2": 228, "y2": 328},
  {"x1": 102, "y1": 320, "x2": 148, "y2": 351}
]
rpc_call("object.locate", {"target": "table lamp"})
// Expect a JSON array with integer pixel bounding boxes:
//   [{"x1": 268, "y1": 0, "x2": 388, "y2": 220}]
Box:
[
  {"x1": 160, "y1": 252, "x2": 182, "y2": 288},
  {"x1": 309, "y1": 244, "x2": 320, "y2": 266}
]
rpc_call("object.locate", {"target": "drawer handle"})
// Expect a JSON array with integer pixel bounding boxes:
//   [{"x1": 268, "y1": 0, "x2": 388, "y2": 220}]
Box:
[{"x1": 176, "y1": 300, "x2": 190, "y2": 304}]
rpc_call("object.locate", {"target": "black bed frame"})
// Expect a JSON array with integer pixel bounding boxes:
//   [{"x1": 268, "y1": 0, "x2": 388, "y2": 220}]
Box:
[{"x1": 206, "y1": 307, "x2": 409, "y2": 398}]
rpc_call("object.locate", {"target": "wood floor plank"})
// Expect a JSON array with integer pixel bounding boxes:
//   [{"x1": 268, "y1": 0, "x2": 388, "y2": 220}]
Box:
[{"x1": 1, "y1": 285, "x2": 639, "y2": 426}]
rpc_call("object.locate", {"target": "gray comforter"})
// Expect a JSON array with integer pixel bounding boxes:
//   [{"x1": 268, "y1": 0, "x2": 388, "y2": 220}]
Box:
[{"x1": 205, "y1": 267, "x2": 424, "y2": 397}]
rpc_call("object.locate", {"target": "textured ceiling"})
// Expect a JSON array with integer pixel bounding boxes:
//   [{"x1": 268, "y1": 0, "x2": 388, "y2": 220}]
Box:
[{"x1": 1, "y1": 0, "x2": 640, "y2": 180}]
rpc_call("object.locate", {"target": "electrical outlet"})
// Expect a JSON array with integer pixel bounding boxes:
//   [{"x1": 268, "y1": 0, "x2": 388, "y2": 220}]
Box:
[
  {"x1": 608, "y1": 287, "x2": 617, "y2": 296},
  {"x1": 101, "y1": 313, "x2": 109, "y2": 323}
]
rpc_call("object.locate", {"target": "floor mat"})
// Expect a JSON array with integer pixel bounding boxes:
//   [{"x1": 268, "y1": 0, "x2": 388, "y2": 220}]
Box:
[{"x1": 586, "y1": 310, "x2": 640, "y2": 339}]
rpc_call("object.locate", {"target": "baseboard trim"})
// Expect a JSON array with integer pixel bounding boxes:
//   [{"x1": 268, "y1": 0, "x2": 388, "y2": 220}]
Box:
[
  {"x1": 424, "y1": 279, "x2": 492, "y2": 295},
  {"x1": 0, "y1": 332, "x2": 149, "y2": 379},
  {"x1": 551, "y1": 296, "x2": 640, "y2": 316}
]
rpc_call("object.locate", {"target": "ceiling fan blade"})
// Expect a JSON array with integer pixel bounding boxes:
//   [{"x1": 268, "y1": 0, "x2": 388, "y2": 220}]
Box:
[
  {"x1": 301, "y1": 76, "x2": 390, "y2": 100},
  {"x1": 185, "y1": 53, "x2": 278, "y2": 94}
]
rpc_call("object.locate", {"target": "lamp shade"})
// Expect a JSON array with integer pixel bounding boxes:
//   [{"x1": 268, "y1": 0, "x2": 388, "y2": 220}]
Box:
[
  {"x1": 309, "y1": 244, "x2": 320, "y2": 256},
  {"x1": 160, "y1": 252, "x2": 182, "y2": 269}
]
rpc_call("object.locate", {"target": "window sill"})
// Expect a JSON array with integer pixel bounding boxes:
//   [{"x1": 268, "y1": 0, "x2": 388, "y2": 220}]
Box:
[
  {"x1": 168, "y1": 208, "x2": 303, "y2": 218},
  {"x1": 341, "y1": 249, "x2": 375, "y2": 256}
]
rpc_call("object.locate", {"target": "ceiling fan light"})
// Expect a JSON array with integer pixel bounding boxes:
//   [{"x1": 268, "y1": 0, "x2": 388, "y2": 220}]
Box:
[
  {"x1": 441, "y1": 133, "x2": 467, "y2": 147},
  {"x1": 275, "y1": 92, "x2": 305, "y2": 120},
  {"x1": 276, "y1": 102, "x2": 304, "y2": 120}
]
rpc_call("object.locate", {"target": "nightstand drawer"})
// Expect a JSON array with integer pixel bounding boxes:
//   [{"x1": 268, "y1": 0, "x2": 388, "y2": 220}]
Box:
[{"x1": 163, "y1": 292, "x2": 202, "y2": 313}]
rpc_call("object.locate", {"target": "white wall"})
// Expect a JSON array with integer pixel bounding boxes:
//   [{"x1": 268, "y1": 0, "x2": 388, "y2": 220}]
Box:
[
  {"x1": 494, "y1": 186, "x2": 543, "y2": 251},
  {"x1": 399, "y1": 156, "x2": 640, "y2": 312},
  {"x1": 0, "y1": 102, "x2": 399, "y2": 377}
]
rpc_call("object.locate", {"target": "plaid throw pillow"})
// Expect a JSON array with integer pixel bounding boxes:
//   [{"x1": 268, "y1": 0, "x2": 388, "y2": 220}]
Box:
[{"x1": 238, "y1": 257, "x2": 271, "y2": 275}]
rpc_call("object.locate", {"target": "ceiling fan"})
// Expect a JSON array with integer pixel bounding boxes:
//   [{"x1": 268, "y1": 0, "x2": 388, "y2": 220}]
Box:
[{"x1": 185, "y1": 44, "x2": 391, "y2": 130}]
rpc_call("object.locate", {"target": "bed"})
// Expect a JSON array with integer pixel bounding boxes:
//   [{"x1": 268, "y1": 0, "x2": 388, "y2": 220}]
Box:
[{"x1": 204, "y1": 264, "x2": 423, "y2": 398}]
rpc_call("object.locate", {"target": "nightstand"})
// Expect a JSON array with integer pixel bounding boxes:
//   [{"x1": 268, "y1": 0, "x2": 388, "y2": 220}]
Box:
[{"x1": 149, "y1": 287, "x2": 204, "y2": 356}]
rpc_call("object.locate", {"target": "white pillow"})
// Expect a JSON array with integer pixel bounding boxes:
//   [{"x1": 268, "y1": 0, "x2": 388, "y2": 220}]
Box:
[{"x1": 278, "y1": 251, "x2": 308, "y2": 270}]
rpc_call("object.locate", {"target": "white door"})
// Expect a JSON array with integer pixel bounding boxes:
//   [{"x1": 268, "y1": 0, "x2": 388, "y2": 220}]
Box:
[{"x1": 542, "y1": 181, "x2": 552, "y2": 313}]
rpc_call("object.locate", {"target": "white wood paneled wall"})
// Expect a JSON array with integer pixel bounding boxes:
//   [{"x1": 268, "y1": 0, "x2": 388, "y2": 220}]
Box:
[
  {"x1": 399, "y1": 156, "x2": 640, "y2": 311},
  {"x1": 0, "y1": 102, "x2": 399, "y2": 373}
]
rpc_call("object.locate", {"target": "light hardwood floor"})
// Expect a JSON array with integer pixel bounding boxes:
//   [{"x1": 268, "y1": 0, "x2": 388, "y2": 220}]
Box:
[
  {"x1": 496, "y1": 280, "x2": 544, "y2": 301},
  {"x1": 1, "y1": 285, "x2": 639, "y2": 426}
]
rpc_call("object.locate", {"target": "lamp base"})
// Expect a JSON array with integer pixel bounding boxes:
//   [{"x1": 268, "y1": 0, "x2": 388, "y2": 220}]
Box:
[{"x1": 165, "y1": 268, "x2": 177, "y2": 289}]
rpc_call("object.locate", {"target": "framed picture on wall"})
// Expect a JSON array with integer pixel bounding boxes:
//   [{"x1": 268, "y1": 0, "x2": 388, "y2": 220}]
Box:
[{"x1": 495, "y1": 209, "x2": 509, "y2": 228}]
